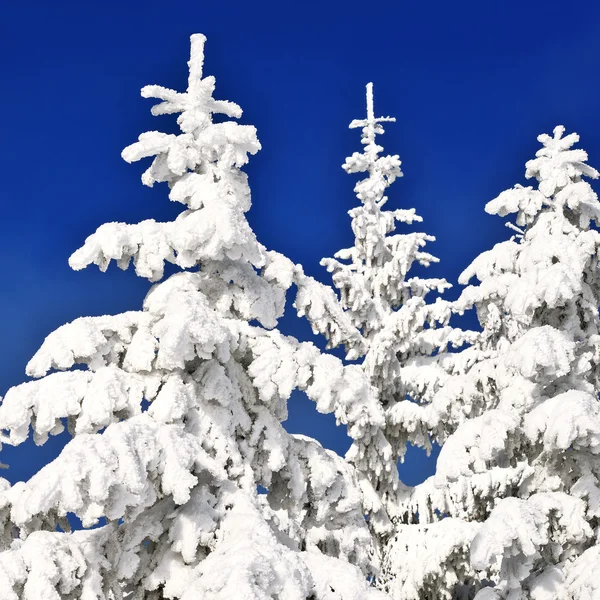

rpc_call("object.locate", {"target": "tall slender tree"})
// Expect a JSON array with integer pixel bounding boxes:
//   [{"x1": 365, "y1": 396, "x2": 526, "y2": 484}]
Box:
[{"x1": 298, "y1": 84, "x2": 477, "y2": 590}]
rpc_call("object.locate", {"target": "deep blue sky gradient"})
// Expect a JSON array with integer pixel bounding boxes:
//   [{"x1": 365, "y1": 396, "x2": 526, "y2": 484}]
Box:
[{"x1": 1, "y1": 0, "x2": 599, "y2": 487}]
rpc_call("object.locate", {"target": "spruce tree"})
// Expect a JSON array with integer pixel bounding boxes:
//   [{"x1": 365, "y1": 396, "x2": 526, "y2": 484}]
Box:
[
  {"x1": 459, "y1": 126, "x2": 600, "y2": 599},
  {"x1": 300, "y1": 84, "x2": 476, "y2": 593},
  {"x1": 0, "y1": 35, "x2": 388, "y2": 600},
  {"x1": 383, "y1": 126, "x2": 600, "y2": 600}
]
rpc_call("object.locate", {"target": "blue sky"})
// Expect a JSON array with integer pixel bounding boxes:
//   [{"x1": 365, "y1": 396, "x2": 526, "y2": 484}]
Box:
[{"x1": 0, "y1": 0, "x2": 599, "y2": 487}]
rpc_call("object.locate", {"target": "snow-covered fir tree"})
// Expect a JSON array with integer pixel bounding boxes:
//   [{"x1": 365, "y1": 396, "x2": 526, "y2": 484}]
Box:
[
  {"x1": 457, "y1": 126, "x2": 600, "y2": 600},
  {"x1": 0, "y1": 35, "x2": 390, "y2": 600},
  {"x1": 384, "y1": 126, "x2": 600, "y2": 600},
  {"x1": 303, "y1": 83, "x2": 478, "y2": 595}
]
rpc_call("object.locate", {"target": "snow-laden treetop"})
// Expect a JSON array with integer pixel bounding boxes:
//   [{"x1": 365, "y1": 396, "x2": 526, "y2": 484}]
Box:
[
  {"x1": 321, "y1": 83, "x2": 450, "y2": 348},
  {"x1": 485, "y1": 125, "x2": 600, "y2": 229},
  {"x1": 349, "y1": 82, "x2": 397, "y2": 166},
  {"x1": 69, "y1": 33, "x2": 264, "y2": 282}
]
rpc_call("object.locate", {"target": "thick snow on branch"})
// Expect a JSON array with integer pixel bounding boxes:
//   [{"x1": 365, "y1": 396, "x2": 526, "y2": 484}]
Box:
[
  {"x1": 5, "y1": 414, "x2": 212, "y2": 528},
  {"x1": 69, "y1": 204, "x2": 264, "y2": 281},
  {"x1": 0, "y1": 526, "x2": 114, "y2": 600},
  {"x1": 382, "y1": 519, "x2": 484, "y2": 600},
  {"x1": 0, "y1": 367, "x2": 154, "y2": 446},
  {"x1": 470, "y1": 493, "x2": 591, "y2": 595},
  {"x1": 167, "y1": 490, "x2": 386, "y2": 600},
  {"x1": 267, "y1": 434, "x2": 374, "y2": 572},
  {"x1": 294, "y1": 268, "x2": 366, "y2": 359}
]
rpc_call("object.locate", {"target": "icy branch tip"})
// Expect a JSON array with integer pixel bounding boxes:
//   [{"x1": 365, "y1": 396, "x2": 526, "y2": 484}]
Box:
[
  {"x1": 188, "y1": 34, "x2": 207, "y2": 92},
  {"x1": 553, "y1": 125, "x2": 566, "y2": 139},
  {"x1": 366, "y1": 82, "x2": 374, "y2": 122},
  {"x1": 349, "y1": 83, "x2": 396, "y2": 130}
]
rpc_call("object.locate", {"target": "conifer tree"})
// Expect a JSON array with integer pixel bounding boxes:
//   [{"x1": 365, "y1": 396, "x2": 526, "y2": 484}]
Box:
[
  {"x1": 0, "y1": 35, "x2": 388, "y2": 600},
  {"x1": 301, "y1": 84, "x2": 476, "y2": 590},
  {"x1": 458, "y1": 126, "x2": 600, "y2": 599},
  {"x1": 384, "y1": 126, "x2": 600, "y2": 600}
]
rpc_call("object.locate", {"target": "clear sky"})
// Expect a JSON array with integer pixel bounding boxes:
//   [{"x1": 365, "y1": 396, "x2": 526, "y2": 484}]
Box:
[{"x1": 1, "y1": 0, "x2": 599, "y2": 488}]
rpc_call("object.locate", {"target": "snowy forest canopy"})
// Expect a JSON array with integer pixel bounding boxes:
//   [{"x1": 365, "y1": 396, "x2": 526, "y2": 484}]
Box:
[{"x1": 0, "y1": 34, "x2": 600, "y2": 600}]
